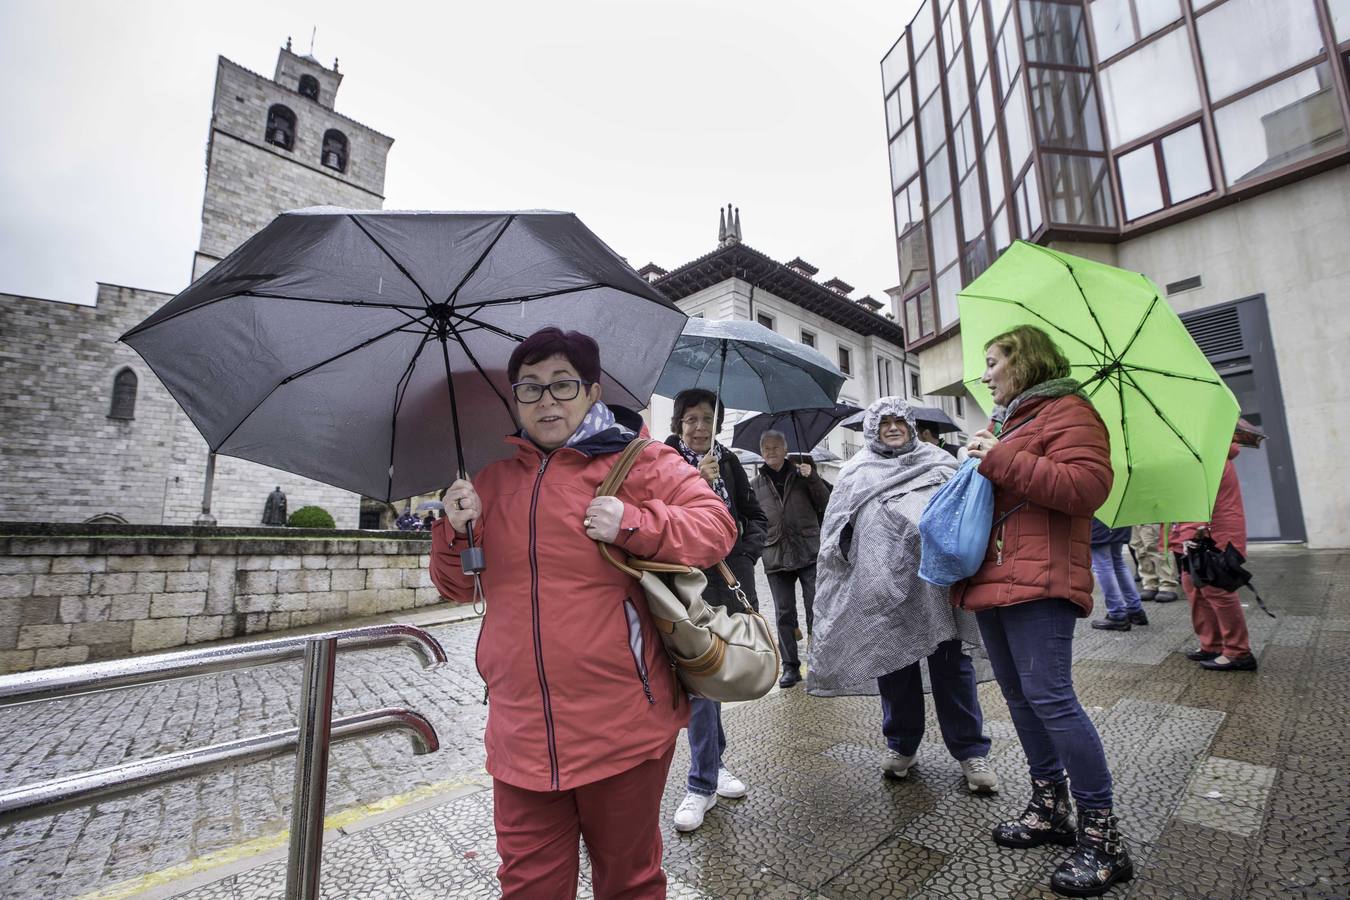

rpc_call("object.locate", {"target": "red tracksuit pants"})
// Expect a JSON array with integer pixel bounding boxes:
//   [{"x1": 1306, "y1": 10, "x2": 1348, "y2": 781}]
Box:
[
  {"x1": 491, "y1": 743, "x2": 675, "y2": 899},
  {"x1": 1182, "y1": 572, "x2": 1251, "y2": 659}
]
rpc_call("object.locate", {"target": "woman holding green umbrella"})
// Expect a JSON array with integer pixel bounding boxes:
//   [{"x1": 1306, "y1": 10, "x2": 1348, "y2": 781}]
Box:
[{"x1": 956, "y1": 325, "x2": 1133, "y2": 897}]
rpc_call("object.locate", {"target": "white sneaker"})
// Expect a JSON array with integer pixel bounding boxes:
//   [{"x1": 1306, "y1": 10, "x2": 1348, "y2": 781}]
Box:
[
  {"x1": 673, "y1": 791, "x2": 717, "y2": 832},
  {"x1": 960, "y1": 756, "x2": 1001, "y2": 794},
  {"x1": 716, "y1": 767, "x2": 747, "y2": 799},
  {"x1": 881, "y1": 749, "x2": 917, "y2": 779}
]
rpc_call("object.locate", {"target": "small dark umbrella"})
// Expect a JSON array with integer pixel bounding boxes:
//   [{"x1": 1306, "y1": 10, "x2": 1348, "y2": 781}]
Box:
[
  {"x1": 732, "y1": 403, "x2": 861, "y2": 455},
  {"x1": 122, "y1": 208, "x2": 686, "y2": 579}
]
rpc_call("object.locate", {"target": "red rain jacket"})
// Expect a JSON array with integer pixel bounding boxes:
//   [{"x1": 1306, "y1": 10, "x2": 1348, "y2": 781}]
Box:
[
  {"x1": 951, "y1": 393, "x2": 1114, "y2": 617},
  {"x1": 430, "y1": 435, "x2": 737, "y2": 792},
  {"x1": 1170, "y1": 443, "x2": 1246, "y2": 555}
]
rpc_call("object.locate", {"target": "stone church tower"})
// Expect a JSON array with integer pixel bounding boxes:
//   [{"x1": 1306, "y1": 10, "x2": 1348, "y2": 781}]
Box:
[{"x1": 0, "y1": 43, "x2": 396, "y2": 529}]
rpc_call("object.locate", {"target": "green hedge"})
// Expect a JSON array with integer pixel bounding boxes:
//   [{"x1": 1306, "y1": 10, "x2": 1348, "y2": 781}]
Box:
[{"x1": 287, "y1": 506, "x2": 336, "y2": 529}]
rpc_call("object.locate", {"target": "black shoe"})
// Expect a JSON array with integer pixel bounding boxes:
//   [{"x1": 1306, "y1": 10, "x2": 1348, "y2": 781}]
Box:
[
  {"x1": 1090, "y1": 617, "x2": 1131, "y2": 632},
  {"x1": 1200, "y1": 654, "x2": 1258, "y2": 671},
  {"x1": 1138, "y1": 588, "x2": 1157, "y2": 601},
  {"x1": 1050, "y1": 807, "x2": 1134, "y2": 897},
  {"x1": 778, "y1": 666, "x2": 802, "y2": 688},
  {"x1": 1184, "y1": 648, "x2": 1220, "y2": 661},
  {"x1": 1153, "y1": 590, "x2": 1179, "y2": 603},
  {"x1": 1127, "y1": 610, "x2": 1149, "y2": 626},
  {"x1": 993, "y1": 778, "x2": 1076, "y2": 849}
]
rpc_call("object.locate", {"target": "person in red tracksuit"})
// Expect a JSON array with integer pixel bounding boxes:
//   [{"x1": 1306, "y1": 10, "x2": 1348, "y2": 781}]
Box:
[
  {"x1": 1171, "y1": 442, "x2": 1255, "y2": 671},
  {"x1": 432, "y1": 328, "x2": 737, "y2": 900}
]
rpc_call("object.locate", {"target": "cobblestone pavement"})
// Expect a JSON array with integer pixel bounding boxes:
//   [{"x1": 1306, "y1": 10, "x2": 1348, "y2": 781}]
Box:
[{"x1": 2, "y1": 548, "x2": 1347, "y2": 899}]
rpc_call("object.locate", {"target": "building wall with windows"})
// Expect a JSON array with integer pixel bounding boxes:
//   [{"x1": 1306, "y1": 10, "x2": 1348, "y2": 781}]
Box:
[
  {"x1": 0, "y1": 45, "x2": 394, "y2": 529},
  {"x1": 880, "y1": 0, "x2": 1350, "y2": 546}
]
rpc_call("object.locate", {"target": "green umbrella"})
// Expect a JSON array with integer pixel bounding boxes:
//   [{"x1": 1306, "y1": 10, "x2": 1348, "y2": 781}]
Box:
[{"x1": 958, "y1": 241, "x2": 1239, "y2": 527}]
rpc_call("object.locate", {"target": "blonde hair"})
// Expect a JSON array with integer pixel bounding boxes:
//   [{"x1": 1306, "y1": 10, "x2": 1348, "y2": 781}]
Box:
[{"x1": 985, "y1": 325, "x2": 1071, "y2": 397}]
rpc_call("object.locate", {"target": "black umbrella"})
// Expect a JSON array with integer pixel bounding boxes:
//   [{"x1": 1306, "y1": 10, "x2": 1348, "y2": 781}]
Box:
[
  {"x1": 122, "y1": 208, "x2": 686, "y2": 573},
  {"x1": 731, "y1": 403, "x2": 861, "y2": 455},
  {"x1": 841, "y1": 404, "x2": 960, "y2": 433}
]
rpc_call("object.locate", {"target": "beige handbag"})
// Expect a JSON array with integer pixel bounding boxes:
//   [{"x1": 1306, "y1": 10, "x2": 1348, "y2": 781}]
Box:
[{"x1": 595, "y1": 438, "x2": 780, "y2": 703}]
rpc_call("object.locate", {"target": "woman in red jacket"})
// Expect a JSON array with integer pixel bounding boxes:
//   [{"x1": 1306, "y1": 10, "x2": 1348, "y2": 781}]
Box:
[
  {"x1": 956, "y1": 325, "x2": 1132, "y2": 897},
  {"x1": 432, "y1": 327, "x2": 737, "y2": 899}
]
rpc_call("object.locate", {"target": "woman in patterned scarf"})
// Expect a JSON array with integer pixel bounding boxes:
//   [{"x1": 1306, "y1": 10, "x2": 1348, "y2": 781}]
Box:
[
  {"x1": 664, "y1": 388, "x2": 768, "y2": 833},
  {"x1": 808, "y1": 397, "x2": 999, "y2": 794}
]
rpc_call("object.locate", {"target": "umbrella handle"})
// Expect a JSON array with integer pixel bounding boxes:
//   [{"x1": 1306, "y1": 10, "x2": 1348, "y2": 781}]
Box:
[{"x1": 461, "y1": 521, "x2": 485, "y2": 575}]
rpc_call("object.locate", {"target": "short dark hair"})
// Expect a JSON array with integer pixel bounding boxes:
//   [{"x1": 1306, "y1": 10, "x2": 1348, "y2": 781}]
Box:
[
  {"x1": 507, "y1": 327, "x2": 602, "y2": 384},
  {"x1": 670, "y1": 388, "x2": 725, "y2": 435}
]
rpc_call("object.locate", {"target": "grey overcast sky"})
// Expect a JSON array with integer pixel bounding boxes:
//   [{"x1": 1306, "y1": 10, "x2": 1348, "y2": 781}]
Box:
[{"x1": 0, "y1": 0, "x2": 921, "y2": 308}]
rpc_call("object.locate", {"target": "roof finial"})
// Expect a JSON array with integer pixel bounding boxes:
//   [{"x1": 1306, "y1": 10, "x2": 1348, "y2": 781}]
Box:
[
  {"x1": 286, "y1": 35, "x2": 293, "y2": 52},
  {"x1": 718, "y1": 207, "x2": 727, "y2": 243},
  {"x1": 733, "y1": 206, "x2": 742, "y2": 241},
  {"x1": 333, "y1": 56, "x2": 340, "y2": 72}
]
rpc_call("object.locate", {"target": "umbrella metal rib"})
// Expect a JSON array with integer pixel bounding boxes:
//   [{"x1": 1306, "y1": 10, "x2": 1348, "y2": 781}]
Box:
[
  {"x1": 958, "y1": 292, "x2": 1110, "y2": 367},
  {"x1": 1023, "y1": 243, "x2": 1119, "y2": 361},
  {"x1": 347, "y1": 215, "x2": 434, "y2": 306},
  {"x1": 445, "y1": 216, "x2": 515, "y2": 305}
]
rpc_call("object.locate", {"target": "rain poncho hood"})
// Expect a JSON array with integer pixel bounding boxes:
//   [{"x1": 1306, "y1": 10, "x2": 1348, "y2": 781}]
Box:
[{"x1": 808, "y1": 398, "x2": 985, "y2": 696}]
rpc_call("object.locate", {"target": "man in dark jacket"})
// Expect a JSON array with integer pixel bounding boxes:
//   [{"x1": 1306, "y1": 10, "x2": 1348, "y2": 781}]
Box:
[{"x1": 753, "y1": 430, "x2": 831, "y2": 687}]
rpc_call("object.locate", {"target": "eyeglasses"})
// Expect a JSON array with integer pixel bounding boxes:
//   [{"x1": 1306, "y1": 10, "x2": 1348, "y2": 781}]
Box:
[
  {"x1": 511, "y1": 379, "x2": 589, "y2": 404},
  {"x1": 680, "y1": 416, "x2": 717, "y2": 430}
]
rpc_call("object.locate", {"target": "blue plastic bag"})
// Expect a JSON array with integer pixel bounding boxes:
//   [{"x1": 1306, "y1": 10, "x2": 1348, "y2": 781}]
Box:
[{"x1": 918, "y1": 458, "x2": 994, "y2": 586}]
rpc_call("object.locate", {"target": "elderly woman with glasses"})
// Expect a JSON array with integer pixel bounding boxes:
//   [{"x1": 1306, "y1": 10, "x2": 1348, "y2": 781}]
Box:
[
  {"x1": 430, "y1": 327, "x2": 737, "y2": 899},
  {"x1": 663, "y1": 388, "x2": 767, "y2": 833}
]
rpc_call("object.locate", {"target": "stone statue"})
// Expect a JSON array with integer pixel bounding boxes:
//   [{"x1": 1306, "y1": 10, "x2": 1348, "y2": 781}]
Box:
[{"x1": 262, "y1": 486, "x2": 288, "y2": 526}]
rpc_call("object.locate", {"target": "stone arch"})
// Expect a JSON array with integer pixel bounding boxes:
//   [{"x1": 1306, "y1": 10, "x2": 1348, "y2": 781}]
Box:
[
  {"x1": 265, "y1": 104, "x2": 297, "y2": 150},
  {"x1": 109, "y1": 367, "x2": 137, "y2": 419}
]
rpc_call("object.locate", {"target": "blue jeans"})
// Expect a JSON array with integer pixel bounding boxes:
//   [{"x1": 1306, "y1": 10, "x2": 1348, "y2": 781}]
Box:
[
  {"x1": 878, "y1": 639, "x2": 991, "y2": 760},
  {"x1": 1091, "y1": 543, "x2": 1143, "y2": 620},
  {"x1": 976, "y1": 599, "x2": 1114, "y2": 809},
  {"x1": 686, "y1": 696, "x2": 726, "y2": 796}
]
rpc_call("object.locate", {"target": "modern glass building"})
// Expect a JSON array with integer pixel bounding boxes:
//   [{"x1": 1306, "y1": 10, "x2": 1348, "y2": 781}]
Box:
[{"x1": 881, "y1": 0, "x2": 1350, "y2": 547}]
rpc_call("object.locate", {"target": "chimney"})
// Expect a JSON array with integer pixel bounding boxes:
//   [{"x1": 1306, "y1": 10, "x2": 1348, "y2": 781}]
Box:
[
  {"x1": 823, "y1": 277, "x2": 854, "y2": 296},
  {"x1": 786, "y1": 257, "x2": 819, "y2": 278}
]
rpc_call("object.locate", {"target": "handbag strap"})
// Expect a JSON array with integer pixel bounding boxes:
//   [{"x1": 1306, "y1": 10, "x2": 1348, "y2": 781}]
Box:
[{"x1": 594, "y1": 438, "x2": 741, "y2": 593}]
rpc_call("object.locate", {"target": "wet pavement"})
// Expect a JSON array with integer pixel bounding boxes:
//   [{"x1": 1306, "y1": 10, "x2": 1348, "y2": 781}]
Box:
[{"x1": 2, "y1": 547, "x2": 1347, "y2": 899}]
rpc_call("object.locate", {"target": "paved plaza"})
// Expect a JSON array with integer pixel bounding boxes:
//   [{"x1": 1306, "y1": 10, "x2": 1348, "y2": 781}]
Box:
[{"x1": 1, "y1": 547, "x2": 1346, "y2": 899}]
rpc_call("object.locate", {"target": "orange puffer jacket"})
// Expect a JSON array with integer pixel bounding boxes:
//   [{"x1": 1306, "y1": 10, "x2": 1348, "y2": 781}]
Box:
[
  {"x1": 951, "y1": 393, "x2": 1113, "y2": 617},
  {"x1": 430, "y1": 434, "x2": 737, "y2": 792}
]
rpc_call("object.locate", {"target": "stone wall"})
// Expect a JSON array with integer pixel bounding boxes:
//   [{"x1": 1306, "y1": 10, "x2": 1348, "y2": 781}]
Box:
[{"x1": 0, "y1": 524, "x2": 444, "y2": 674}]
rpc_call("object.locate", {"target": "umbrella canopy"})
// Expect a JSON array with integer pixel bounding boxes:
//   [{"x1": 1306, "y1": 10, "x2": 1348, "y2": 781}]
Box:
[
  {"x1": 122, "y1": 208, "x2": 686, "y2": 501},
  {"x1": 840, "y1": 404, "x2": 959, "y2": 434},
  {"x1": 732, "y1": 403, "x2": 861, "y2": 455},
  {"x1": 654, "y1": 318, "x2": 845, "y2": 413},
  {"x1": 734, "y1": 447, "x2": 838, "y2": 466},
  {"x1": 958, "y1": 240, "x2": 1239, "y2": 526}
]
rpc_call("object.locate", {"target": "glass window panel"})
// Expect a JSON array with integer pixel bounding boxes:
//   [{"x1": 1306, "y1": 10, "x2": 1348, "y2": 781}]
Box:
[
  {"x1": 1117, "y1": 143, "x2": 1165, "y2": 220},
  {"x1": 1029, "y1": 68, "x2": 1105, "y2": 150},
  {"x1": 990, "y1": 0, "x2": 1013, "y2": 32},
  {"x1": 1332, "y1": 0, "x2": 1350, "y2": 40},
  {"x1": 948, "y1": 51, "x2": 971, "y2": 117},
  {"x1": 1197, "y1": 0, "x2": 1325, "y2": 101},
  {"x1": 960, "y1": 170, "x2": 985, "y2": 240},
  {"x1": 899, "y1": 228, "x2": 930, "y2": 288},
  {"x1": 905, "y1": 295, "x2": 922, "y2": 340},
  {"x1": 942, "y1": 7, "x2": 965, "y2": 68},
  {"x1": 926, "y1": 142, "x2": 954, "y2": 205},
  {"x1": 1214, "y1": 62, "x2": 1346, "y2": 186},
  {"x1": 963, "y1": 232, "x2": 992, "y2": 282},
  {"x1": 931, "y1": 199, "x2": 960, "y2": 270},
  {"x1": 978, "y1": 74, "x2": 997, "y2": 140},
  {"x1": 916, "y1": 42, "x2": 941, "y2": 100},
  {"x1": 918, "y1": 287, "x2": 936, "y2": 336},
  {"x1": 1004, "y1": 80, "x2": 1034, "y2": 172},
  {"x1": 1021, "y1": 1, "x2": 1091, "y2": 67},
  {"x1": 887, "y1": 90, "x2": 902, "y2": 137},
  {"x1": 984, "y1": 132, "x2": 1007, "y2": 207},
  {"x1": 969, "y1": 9, "x2": 989, "y2": 78},
  {"x1": 1099, "y1": 27, "x2": 1200, "y2": 147},
  {"x1": 937, "y1": 265, "x2": 962, "y2": 328},
  {"x1": 992, "y1": 203, "x2": 1011, "y2": 250},
  {"x1": 1044, "y1": 153, "x2": 1117, "y2": 226},
  {"x1": 1136, "y1": 0, "x2": 1183, "y2": 37},
  {"x1": 895, "y1": 180, "x2": 927, "y2": 235},
  {"x1": 912, "y1": 0, "x2": 936, "y2": 55},
  {"x1": 882, "y1": 38, "x2": 908, "y2": 94},
  {"x1": 890, "y1": 124, "x2": 921, "y2": 190},
  {"x1": 1023, "y1": 164, "x2": 1044, "y2": 233},
  {"x1": 898, "y1": 76, "x2": 914, "y2": 125},
  {"x1": 1089, "y1": 0, "x2": 1134, "y2": 60},
  {"x1": 996, "y1": 25, "x2": 1020, "y2": 98},
  {"x1": 1160, "y1": 123, "x2": 1212, "y2": 203},
  {"x1": 954, "y1": 112, "x2": 978, "y2": 175},
  {"x1": 920, "y1": 93, "x2": 947, "y2": 151}
]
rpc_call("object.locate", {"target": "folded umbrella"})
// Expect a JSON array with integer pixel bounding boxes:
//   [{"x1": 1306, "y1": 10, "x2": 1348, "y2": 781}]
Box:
[{"x1": 958, "y1": 241, "x2": 1239, "y2": 526}]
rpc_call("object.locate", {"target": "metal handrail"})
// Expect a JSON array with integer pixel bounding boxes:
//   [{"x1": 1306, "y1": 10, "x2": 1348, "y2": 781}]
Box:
[
  {"x1": 0, "y1": 622, "x2": 447, "y2": 707},
  {"x1": 0, "y1": 707, "x2": 438, "y2": 823},
  {"x1": 0, "y1": 623, "x2": 449, "y2": 899}
]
